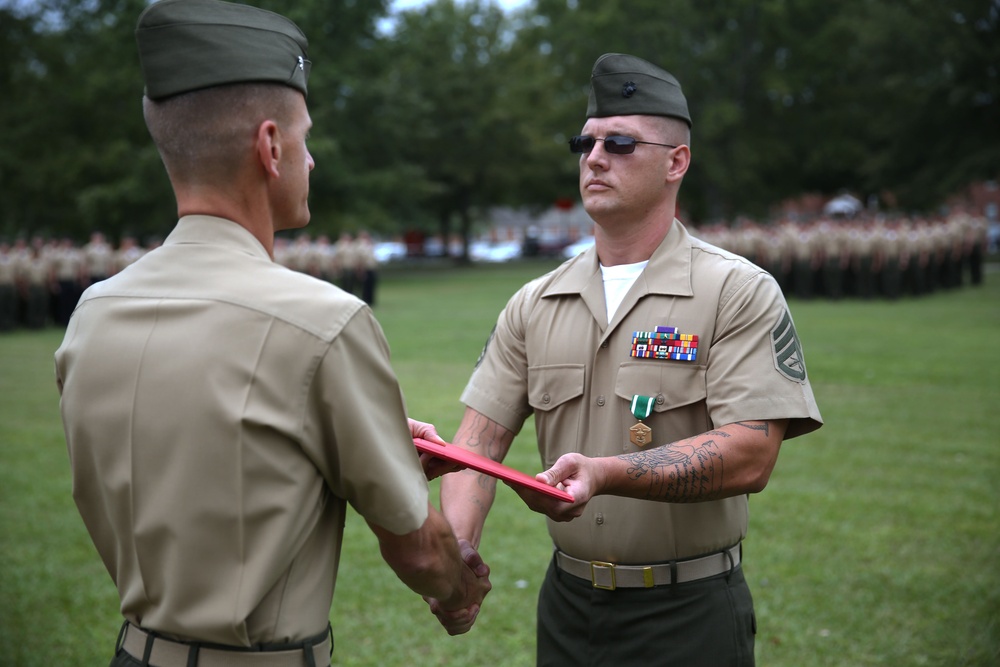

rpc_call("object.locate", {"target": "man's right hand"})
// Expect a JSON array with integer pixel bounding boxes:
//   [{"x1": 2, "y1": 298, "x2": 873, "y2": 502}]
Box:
[{"x1": 425, "y1": 539, "x2": 492, "y2": 635}]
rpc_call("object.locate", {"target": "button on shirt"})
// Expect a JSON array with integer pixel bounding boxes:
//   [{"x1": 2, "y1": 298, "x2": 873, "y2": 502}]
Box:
[
  {"x1": 462, "y1": 220, "x2": 822, "y2": 564},
  {"x1": 56, "y1": 216, "x2": 429, "y2": 646}
]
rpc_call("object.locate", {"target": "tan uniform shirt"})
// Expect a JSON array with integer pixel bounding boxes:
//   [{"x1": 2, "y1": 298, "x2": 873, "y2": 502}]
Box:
[
  {"x1": 84, "y1": 240, "x2": 115, "y2": 278},
  {"x1": 335, "y1": 240, "x2": 358, "y2": 272},
  {"x1": 54, "y1": 246, "x2": 85, "y2": 281},
  {"x1": 23, "y1": 252, "x2": 52, "y2": 286},
  {"x1": 463, "y1": 220, "x2": 822, "y2": 564},
  {"x1": 55, "y1": 216, "x2": 428, "y2": 646},
  {"x1": 354, "y1": 238, "x2": 377, "y2": 271}
]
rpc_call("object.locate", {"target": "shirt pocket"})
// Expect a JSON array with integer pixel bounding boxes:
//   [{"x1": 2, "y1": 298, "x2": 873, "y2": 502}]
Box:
[
  {"x1": 614, "y1": 361, "x2": 707, "y2": 410},
  {"x1": 527, "y1": 364, "x2": 585, "y2": 462},
  {"x1": 615, "y1": 361, "x2": 712, "y2": 453},
  {"x1": 528, "y1": 364, "x2": 586, "y2": 410},
  {"x1": 614, "y1": 362, "x2": 710, "y2": 449}
]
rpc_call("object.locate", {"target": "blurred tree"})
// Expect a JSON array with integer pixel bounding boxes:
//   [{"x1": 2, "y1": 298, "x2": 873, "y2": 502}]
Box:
[
  {"x1": 523, "y1": 0, "x2": 869, "y2": 220},
  {"x1": 362, "y1": 0, "x2": 571, "y2": 260},
  {"x1": 0, "y1": 3, "x2": 41, "y2": 238},
  {"x1": 0, "y1": 0, "x2": 171, "y2": 242},
  {"x1": 0, "y1": 0, "x2": 995, "y2": 243},
  {"x1": 842, "y1": 0, "x2": 1000, "y2": 210},
  {"x1": 255, "y1": 0, "x2": 396, "y2": 237},
  {"x1": 522, "y1": 0, "x2": 1000, "y2": 219},
  {"x1": 0, "y1": 0, "x2": 395, "y2": 243}
]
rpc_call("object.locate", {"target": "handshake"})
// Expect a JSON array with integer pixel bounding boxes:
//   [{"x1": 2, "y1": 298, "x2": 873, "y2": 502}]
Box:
[
  {"x1": 423, "y1": 538, "x2": 492, "y2": 636},
  {"x1": 383, "y1": 419, "x2": 584, "y2": 636},
  {"x1": 365, "y1": 420, "x2": 495, "y2": 636}
]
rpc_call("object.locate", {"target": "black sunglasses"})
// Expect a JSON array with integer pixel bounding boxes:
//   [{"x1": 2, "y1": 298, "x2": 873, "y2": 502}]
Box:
[{"x1": 569, "y1": 135, "x2": 677, "y2": 155}]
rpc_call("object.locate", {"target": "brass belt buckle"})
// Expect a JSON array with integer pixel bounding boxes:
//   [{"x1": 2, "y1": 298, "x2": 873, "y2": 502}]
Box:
[{"x1": 590, "y1": 560, "x2": 616, "y2": 590}]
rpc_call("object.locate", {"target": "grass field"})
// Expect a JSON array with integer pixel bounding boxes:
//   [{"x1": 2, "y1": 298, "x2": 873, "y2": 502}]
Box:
[{"x1": 1, "y1": 260, "x2": 998, "y2": 666}]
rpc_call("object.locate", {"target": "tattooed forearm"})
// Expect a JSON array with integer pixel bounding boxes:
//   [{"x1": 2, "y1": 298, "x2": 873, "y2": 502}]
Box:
[
  {"x1": 452, "y1": 410, "x2": 515, "y2": 496},
  {"x1": 619, "y1": 436, "x2": 724, "y2": 502},
  {"x1": 470, "y1": 493, "x2": 493, "y2": 519},
  {"x1": 475, "y1": 471, "x2": 498, "y2": 494},
  {"x1": 457, "y1": 411, "x2": 514, "y2": 462}
]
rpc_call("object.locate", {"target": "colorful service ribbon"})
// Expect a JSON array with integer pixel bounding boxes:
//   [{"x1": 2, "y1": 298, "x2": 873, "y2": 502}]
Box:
[{"x1": 630, "y1": 325, "x2": 698, "y2": 361}]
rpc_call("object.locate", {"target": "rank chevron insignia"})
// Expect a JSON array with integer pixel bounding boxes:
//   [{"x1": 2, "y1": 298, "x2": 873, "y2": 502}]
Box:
[{"x1": 771, "y1": 310, "x2": 807, "y2": 382}]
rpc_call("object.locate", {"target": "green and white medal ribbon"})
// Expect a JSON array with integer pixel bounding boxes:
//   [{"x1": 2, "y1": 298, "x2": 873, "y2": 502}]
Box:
[{"x1": 629, "y1": 394, "x2": 654, "y2": 447}]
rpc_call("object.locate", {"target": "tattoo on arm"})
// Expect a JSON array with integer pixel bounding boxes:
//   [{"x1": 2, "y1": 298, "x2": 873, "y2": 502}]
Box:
[
  {"x1": 455, "y1": 411, "x2": 514, "y2": 494},
  {"x1": 619, "y1": 435, "x2": 724, "y2": 502},
  {"x1": 471, "y1": 493, "x2": 493, "y2": 518},
  {"x1": 459, "y1": 412, "x2": 514, "y2": 461},
  {"x1": 734, "y1": 421, "x2": 770, "y2": 437},
  {"x1": 473, "y1": 471, "x2": 498, "y2": 494}
]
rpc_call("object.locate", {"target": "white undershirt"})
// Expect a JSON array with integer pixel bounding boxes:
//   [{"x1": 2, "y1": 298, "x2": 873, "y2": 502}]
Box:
[{"x1": 600, "y1": 260, "x2": 648, "y2": 322}]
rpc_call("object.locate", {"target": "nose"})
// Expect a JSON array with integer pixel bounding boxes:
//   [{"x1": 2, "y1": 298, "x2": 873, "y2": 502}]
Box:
[{"x1": 584, "y1": 140, "x2": 609, "y2": 169}]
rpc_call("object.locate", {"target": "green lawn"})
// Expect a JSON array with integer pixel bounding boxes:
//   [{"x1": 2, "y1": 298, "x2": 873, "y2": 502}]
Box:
[{"x1": 1, "y1": 260, "x2": 997, "y2": 666}]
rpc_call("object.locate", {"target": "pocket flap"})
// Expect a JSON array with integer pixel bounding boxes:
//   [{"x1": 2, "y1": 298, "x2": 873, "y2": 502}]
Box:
[
  {"x1": 527, "y1": 364, "x2": 585, "y2": 411},
  {"x1": 614, "y1": 362, "x2": 706, "y2": 412}
]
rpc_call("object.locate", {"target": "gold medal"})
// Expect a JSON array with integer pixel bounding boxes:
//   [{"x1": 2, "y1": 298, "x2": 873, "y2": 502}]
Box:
[
  {"x1": 629, "y1": 395, "x2": 655, "y2": 448},
  {"x1": 629, "y1": 421, "x2": 652, "y2": 447}
]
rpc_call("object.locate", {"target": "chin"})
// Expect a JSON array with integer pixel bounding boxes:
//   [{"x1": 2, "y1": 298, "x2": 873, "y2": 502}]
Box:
[
  {"x1": 294, "y1": 204, "x2": 312, "y2": 228},
  {"x1": 276, "y1": 214, "x2": 310, "y2": 233},
  {"x1": 581, "y1": 200, "x2": 609, "y2": 219}
]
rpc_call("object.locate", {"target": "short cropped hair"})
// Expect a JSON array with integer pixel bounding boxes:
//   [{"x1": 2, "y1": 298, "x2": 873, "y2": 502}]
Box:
[
  {"x1": 143, "y1": 83, "x2": 299, "y2": 187},
  {"x1": 650, "y1": 115, "x2": 692, "y2": 149}
]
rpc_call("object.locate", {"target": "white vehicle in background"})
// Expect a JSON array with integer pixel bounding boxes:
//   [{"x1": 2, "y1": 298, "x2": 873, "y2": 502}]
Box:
[
  {"x1": 470, "y1": 240, "x2": 522, "y2": 263},
  {"x1": 562, "y1": 235, "x2": 595, "y2": 259},
  {"x1": 373, "y1": 241, "x2": 407, "y2": 263}
]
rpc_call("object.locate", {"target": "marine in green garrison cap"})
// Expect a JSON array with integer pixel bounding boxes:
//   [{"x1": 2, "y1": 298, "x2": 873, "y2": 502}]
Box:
[
  {"x1": 55, "y1": 2, "x2": 492, "y2": 665},
  {"x1": 439, "y1": 48, "x2": 822, "y2": 667}
]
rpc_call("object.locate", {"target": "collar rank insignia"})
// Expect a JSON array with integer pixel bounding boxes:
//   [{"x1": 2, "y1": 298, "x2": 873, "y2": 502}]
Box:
[{"x1": 631, "y1": 325, "x2": 698, "y2": 362}]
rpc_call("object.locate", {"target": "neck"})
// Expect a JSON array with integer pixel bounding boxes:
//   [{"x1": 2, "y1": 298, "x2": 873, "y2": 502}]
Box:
[
  {"x1": 594, "y1": 216, "x2": 673, "y2": 266},
  {"x1": 174, "y1": 182, "x2": 276, "y2": 257}
]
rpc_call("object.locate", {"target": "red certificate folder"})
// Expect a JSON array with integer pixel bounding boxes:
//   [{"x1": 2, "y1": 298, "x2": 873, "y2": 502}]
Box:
[{"x1": 414, "y1": 438, "x2": 575, "y2": 503}]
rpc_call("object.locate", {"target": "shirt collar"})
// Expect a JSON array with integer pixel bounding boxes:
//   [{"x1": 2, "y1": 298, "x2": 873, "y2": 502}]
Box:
[
  {"x1": 542, "y1": 219, "x2": 694, "y2": 299},
  {"x1": 164, "y1": 215, "x2": 272, "y2": 261}
]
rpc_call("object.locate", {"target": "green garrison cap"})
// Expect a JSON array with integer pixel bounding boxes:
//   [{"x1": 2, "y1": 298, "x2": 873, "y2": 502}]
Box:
[
  {"x1": 136, "y1": 0, "x2": 310, "y2": 100},
  {"x1": 586, "y1": 53, "x2": 691, "y2": 127}
]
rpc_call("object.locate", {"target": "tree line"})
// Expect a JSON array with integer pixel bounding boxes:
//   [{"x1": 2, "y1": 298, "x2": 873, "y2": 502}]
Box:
[{"x1": 1, "y1": 0, "x2": 997, "y2": 250}]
